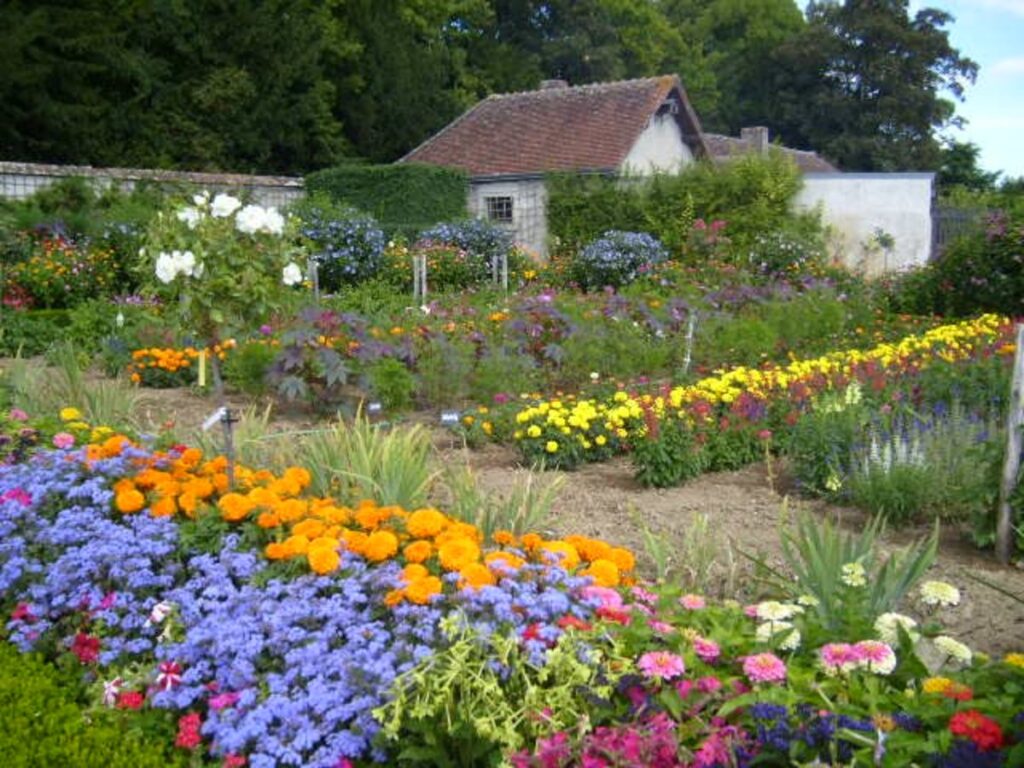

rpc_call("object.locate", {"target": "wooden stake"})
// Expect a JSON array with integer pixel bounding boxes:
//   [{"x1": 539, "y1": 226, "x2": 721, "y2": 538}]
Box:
[{"x1": 996, "y1": 323, "x2": 1024, "y2": 565}]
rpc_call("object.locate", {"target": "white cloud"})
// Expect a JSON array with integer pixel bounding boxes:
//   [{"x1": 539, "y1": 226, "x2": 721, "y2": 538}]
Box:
[{"x1": 991, "y1": 56, "x2": 1024, "y2": 75}]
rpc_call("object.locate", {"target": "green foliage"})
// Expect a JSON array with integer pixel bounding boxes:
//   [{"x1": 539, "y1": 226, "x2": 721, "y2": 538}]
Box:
[
  {"x1": 547, "y1": 152, "x2": 807, "y2": 256},
  {"x1": 633, "y1": 418, "x2": 708, "y2": 488},
  {"x1": 366, "y1": 357, "x2": 416, "y2": 412},
  {"x1": 222, "y1": 340, "x2": 276, "y2": 396},
  {"x1": 468, "y1": 345, "x2": 539, "y2": 405},
  {"x1": 414, "y1": 338, "x2": 474, "y2": 409},
  {"x1": 0, "y1": 643, "x2": 188, "y2": 768},
  {"x1": 439, "y1": 462, "x2": 564, "y2": 539},
  {"x1": 305, "y1": 164, "x2": 467, "y2": 239},
  {"x1": 786, "y1": 389, "x2": 870, "y2": 496},
  {"x1": 0, "y1": 309, "x2": 74, "y2": 356}
]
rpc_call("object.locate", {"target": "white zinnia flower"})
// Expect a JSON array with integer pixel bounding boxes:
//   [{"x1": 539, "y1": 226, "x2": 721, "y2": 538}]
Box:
[
  {"x1": 919, "y1": 580, "x2": 961, "y2": 607},
  {"x1": 282, "y1": 262, "x2": 303, "y2": 286},
  {"x1": 756, "y1": 620, "x2": 801, "y2": 650},
  {"x1": 797, "y1": 594, "x2": 820, "y2": 608},
  {"x1": 210, "y1": 193, "x2": 242, "y2": 218},
  {"x1": 874, "y1": 612, "x2": 920, "y2": 644},
  {"x1": 841, "y1": 562, "x2": 867, "y2": 588},
  {"x1": 933, "y1": 635, "x2": 972, "y2": 665},
  {"x1": 755, "y1": 601, "x2": 802, "y2": 622},
  {"x1": 176, "y1": 206, "x2": 202, "y2": 229}
]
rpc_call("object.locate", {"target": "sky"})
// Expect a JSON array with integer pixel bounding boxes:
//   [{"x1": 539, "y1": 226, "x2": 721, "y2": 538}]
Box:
[{"x1": 908, "y1": 0, "x2": 1024, "y2": 179}]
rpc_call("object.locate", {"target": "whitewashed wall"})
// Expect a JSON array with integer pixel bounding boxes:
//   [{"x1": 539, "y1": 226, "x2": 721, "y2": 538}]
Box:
[
  {"x1": 467, "y1": 176, "x2": 548, "y2": 259},
  {"x1": 796, "y1": 173, "x2": 935, "y2": 276},
  {"x1": 621, "y1": 113, "x2": 695, "y2": 174}
]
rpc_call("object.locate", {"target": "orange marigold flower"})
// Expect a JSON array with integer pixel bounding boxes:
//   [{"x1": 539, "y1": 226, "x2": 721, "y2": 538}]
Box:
[
  {"x1": 265, "y1": 542, "x2": 290, "y2": 560},
  {"x1": 275, "y1": 498, "x2": 308, "y2": 523},
  {"x1": 102, "y1": 435, "x2": 130, "y2": 458},
  {"x1": 355, "y1": 503, "x2": 391, "y2": 531},
  {"x1": 459, "y1": 562, "x2": 495, "y2": 590},
  {"x1": 405, "y1": 576, "x2": 443, "y2": 605},
  {"x1": 292, "y1": 519, "x2": 327, "y2": 539},
  {"x1": 406, "y1": 508, "x2": 448, "y2": 539},
  {"x1": 211, "y1": 473, "x2": 230, "y2": 495},
  {"x1": 307, "y1": 546, "x2": 341, "y2": 575},
  {"x1": 539, "y1": 541, "x2": 580, "y2": 571},
  {"x1": 485, "y1": 551, "x2": 526, "y2": 572},
  {"x1": 183, "y1": 477, "x2": 214, "y2": 499},
  {"x1": 113, "y1": 478, "x2": 137, "y2": 494},
  {"x1": 608, "y1": 547, "x2": 636, "y2": 572},
  {"x1": 520, "y1": 533, "x2": 543, "y2": 551},
  {"x1": 491, "y1": 530, "x2": 516, "y2": 547},
  {"x1": 576, "y1": 538, "x2": 613, "y2": 563},
  {"x1": 283, "y1": 534, "x2": 311, "y2": 556},
  {"x1": 438, "y1": 538, "x2": 481, "y2": 571},
  {"x1": 115, "y1": 488, "x2": 146, "y2": 514},
  {"x1": 177, "y1": 447, "x2": 203, "y2": 469},
  {"x1": 283, "y1": 466, "x2": 312, "y2": 491},
  {"x1": 269, "y1": 477, "x2": 301, "y2": 498},
  {"x1": 315, "y1": 506, "x2": 350, "y2": 525},
  {"x1": 582, "y1": 558, "x2": 620, "y2": 587},
  {"x1": 247, "y1": 487, "x2": 281, "y2": 508},
  {"x1": 257, "y1": 511, "x2": 281, "y2": 529},
  {"x1": 363, "y1": 531, "x2": 399, "y2": 562},
  {"x1": 437, "y1": 521, "x2": 482, "y2": 544},
  {"x1": 384, "y1": 589, "x2": 405, "y2": 607},
  {"x1": 341, "y1": 529, "x2": 368, "y2": 556},
  {"x1": 217, "y1": 493, "x2": 254, "y2": 523},
  {"x1": 402, "y1": 563, "x2": 429, "y2": 582},
  {"x1": 150, "y1": 496, "x2": 177, "y2": 517},
  {"x1": 403, "y1": 540, "x2": 433, "y2": 564}
]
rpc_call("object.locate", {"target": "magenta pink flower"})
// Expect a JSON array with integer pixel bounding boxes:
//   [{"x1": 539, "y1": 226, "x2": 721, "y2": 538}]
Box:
[
  {"x1": 649, "y1": 619, "x2": 674, "y2": 635},
  {"x1": 853, "y1": 640, "x2": 897, "y2": 675},
  {"x1": 157, "y1": 660, "x2": 183, "y2": 690},
  {"x1": 631, "y1": 585, "x2": 658, "y2": 605},
  {"x1": 8, "y1": 408, "x2": 28, "y2": 422},
  {"x1": 693, "y1": 636, "x2": 721, "y2": 663},
  {"x1": 697, "y1": 675, "x2": 723, "y2": 693},
  {"x1": 583, "y1": 585, "x2": 623, "y2": 611},
  {"x1": 209, "y1": 691, "x2": 240, "y2": 710},
  {"x1": 819, "y1": 643, "x2": 863, "y2": 676},
  {"x1": 637, "y1": 650, "x2": 686, "y2": 681},
  {"x1": 680, "y1": 593, "x2": 706, "y2": 610},
  {"x1": 52, "y1": 432, "x2": 75, "y2": 449},
  {"x1": 742, "y1": 653, "x2": 787, "y2": 684}
]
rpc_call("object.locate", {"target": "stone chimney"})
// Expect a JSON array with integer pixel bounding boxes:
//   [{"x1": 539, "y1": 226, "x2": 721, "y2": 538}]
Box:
[
  {"x1": 740, "y1": 126, "x2": 770, "y2": 154},
  {"x1": 540, "y1": 79, "x2": 569, "y2": 90}
]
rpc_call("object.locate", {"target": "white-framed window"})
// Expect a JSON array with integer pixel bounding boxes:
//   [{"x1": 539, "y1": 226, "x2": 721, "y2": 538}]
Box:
[{"x1": 485, "y1": 195, "x2": 513, "y2": 223}]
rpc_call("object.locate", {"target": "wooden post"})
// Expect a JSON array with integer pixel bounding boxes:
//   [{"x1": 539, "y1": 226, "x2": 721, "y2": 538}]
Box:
[{"x1": 996, "y1": 323, "x2": 1024, "y2": 565}]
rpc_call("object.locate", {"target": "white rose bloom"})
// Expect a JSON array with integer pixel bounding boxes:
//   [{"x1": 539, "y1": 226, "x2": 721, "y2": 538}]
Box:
[
  {"x1": 235, "y1": 204, "x2": 267, "y2": 234},
  {"x1": 210, "y1": 193, "x2": 242, "y2": 218},
  {"x1": 192, "y1": 191, "x2": 210, "y2": 207},
  {"x1": 192, "y1": 261, "x2": 205, "y2": 279},
  {"x1": 176, "y1": 249, "x2": 197, "y2": 277},
  {"x1": 155, "y1": 252, "x2": 179, "y2": 284},
  {"x1": 282, "y1": 262, "x2": 303, "y2": 286},
  {"x1": 262, "y1": 206, "x2": 285, "y2": 235},
  {"x1": 176, "y1": 206, "x2": 202, "y2": 229}
]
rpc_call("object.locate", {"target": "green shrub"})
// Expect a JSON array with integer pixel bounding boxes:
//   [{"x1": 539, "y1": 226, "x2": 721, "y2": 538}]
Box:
[
  {"x1": 468, "y1": 345, "x2": 539, "y2": 404},
  {"x1": 0, "y1": 643, "x2": 188, "y2": 768},
  {"x1": 633, "y1": 418, "x2": 708, "y2": 488},
  {"x1": 0, "y1": 309, "x2": 74, "y2": 356},
  {"x1": 570, "y1": 230, "x2": 669, "y2": 290},
  {"x1": 223, "y1": 340, "x2": 277, "y2": 396},
  {"x1": 366, "y1": 357, "x2": 415, "y2": 412}
]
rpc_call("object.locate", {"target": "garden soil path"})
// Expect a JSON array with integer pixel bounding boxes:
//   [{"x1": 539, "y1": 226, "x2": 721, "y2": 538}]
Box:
[{"x1": 120, "y1": 387, "x2": 1024, "y2": 658}]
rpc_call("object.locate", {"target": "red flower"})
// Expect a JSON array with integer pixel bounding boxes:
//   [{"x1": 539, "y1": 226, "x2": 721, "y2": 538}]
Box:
[
  {"x1": 11, "y1": 603, "x2": 35, "y2": 623},
  {"x1": 943, "y1": 682, "x2": 974, "y2": 702},
  {"x1": 596, "y1": 606, "x2": 632, "y2": 625},
  {"x1": 949, "y1": 710, "x2": 1004, "y2": 751},
  {"x1": 175, "y1": 712, "x2": 202, "y2": 750},
  {"x1": 222, "y1": 754, "x2": 247, "y2": 768},
  {"x1": 116, "y1": 690, "x2": 145, "y2": 710},
  {"x1": 70, "y1": 632, "x2": 101, "y2": 664},
  {"x1": 557, "y1": 615, "x2": 592, "y2": 632}
]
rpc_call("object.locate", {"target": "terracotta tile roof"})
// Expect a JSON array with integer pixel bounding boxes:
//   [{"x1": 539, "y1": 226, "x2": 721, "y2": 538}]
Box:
[
  {"x1": 703, "y1": 133, "x2": 838, "y2": 173},
  {"x1": 400, "y1": 76, "x2": 707, "y2": 177}
]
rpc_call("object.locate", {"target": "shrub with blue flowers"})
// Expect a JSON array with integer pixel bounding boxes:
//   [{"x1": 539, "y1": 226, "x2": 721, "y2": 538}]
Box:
[
  {"x1": 571, "y1": 230, "x2": 669, "y2": 290},
  {"x1": 298, "y1": 196, "x2": 387, "y2": 291},
  {"x1": 414, "y1": 219, "x2": 529, "y2": 291}
]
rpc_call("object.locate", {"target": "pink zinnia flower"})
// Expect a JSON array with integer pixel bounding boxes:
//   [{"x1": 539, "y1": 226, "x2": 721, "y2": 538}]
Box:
[
  {"x1": 649, "y1": 619, "x2": 674, "y2": 635},
  {"x1": 52, "y1": 432, "x2": 75, "y2": 449},
  {"x1": 743, "y1": 603, "x2": 760, "y2": 618},
  {"x1": 693, "y1": 636, "x2": 721, "y2": 664},
  {"x1": 680, "y1": 594, "x2": 706, "y2": 610},
  {"x1": 637, "y1": 650, "x2": 686, "y2": 681},
  {"x1": 819, "y1": 643, "x2": 863, "y2": 676},
  {"x1": 175, "y1": 712, "x2": 202, "y2": 749},
  {"x1": 854, "y1": 640, "x2": 897, "y2": 675},
  {"x1": 70, "y1": 632, "x2": 101, "y2": 664},
  {"x1": 631, "y1": 586, "x2": 658, "y2": 605},
  {"x1": 697, "y1": 675, "x2": 723, "y2": 693},
  {"x1": 8, "y1": 408, "x2": 28, "y2": 422},
  {"x1": 1, "y1": 488, "x2": 31, "y2": 507},
  {"x1": 583, "y1": 585, "x2": 623, "y2": 610},
  {"x1": 743, "y1": 653, "x2": 787, "y2": 683}
]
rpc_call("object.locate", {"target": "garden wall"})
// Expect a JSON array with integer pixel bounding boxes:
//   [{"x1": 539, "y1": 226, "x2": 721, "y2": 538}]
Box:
[
  {"x1": 796, "y1": 172, "x2": 935, "y2": 276},
  {"x1": 468, "y1": 175, "x2": 548, "y2": 259},
  {"x1": 0, "y1": 161, "x2": 305, "y2": 209}
]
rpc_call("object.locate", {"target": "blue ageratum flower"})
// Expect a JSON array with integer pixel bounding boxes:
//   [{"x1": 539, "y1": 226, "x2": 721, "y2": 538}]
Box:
[
  {"x1": 301, "y1": 209, "x2": 386, "y2": 291},
  {"x1": 573, "y1": 231, "x2": 668, "y2": 290}
]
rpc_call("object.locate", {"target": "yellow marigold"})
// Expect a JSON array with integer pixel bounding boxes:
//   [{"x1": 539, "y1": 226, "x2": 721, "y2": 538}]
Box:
[
  {"x1": 315, "y1": 505, "x2": 350, "y2": 525},
  {"x1": 437, "y1": 521, "x2": 482, "y2": 545},
  {"x1": 922, "y1": 677, "x2": 953, "y2": 694},
  {"x1": 491, "y1": 530, "x2": 516, "y2": 547},
  {"x1": 539, "y1": 541, "x2": 580, "y2": 571},
  {"x1": 459, "y1": 562, "x2": 496, "y2": 590},
  {"x1": 307, "y1": 545, "x2": 341, "y2": 575},
  {"x1": 403, "y1": 540, "x2": 433, "y2": 564},
  {"x1": 582, "y1": 558, "x2": 620, "y2": 587},
  {"x1": 438, "y1": 537, "x2": 481, "y2": 571},
  {"x1": 115, "y1": 488, "x2": 146, "y2": 514},
  {"x1": 608, "y1": 547, "x2": 636, "y2": 573},
  {"x1": 406, "y1": 508, "x2": 448, "y2": 539},
  {"x1": 292, "y1": 519, "x2": 327, "y2": 540},
  {"x1": 216, "y1": 493, "x2": 253, "y2": 522},
  {"x1": 1004, "y1": 653, "x2": 1024, "y2": 669},
  {"x1": 363, "y1": 530, "x2": 399, "y2": 562},
  {"x1": 150, "y1": 496, "x2": 177, "y2": 518},
  {"x1": 257, "y1": 511, "x2": 281, "y2": 529},
  {"x1": 402, "y1": 563, "x2": 430, "y2": 582},
  {"x1": 265, "y1": 542, "x2": 290, "y2": 560},
  {"x1": 405, "y1": 576, "x2": 443, "y2": 605},
  {"x1": 60, "y1": 407, "x2": 82, "y2": 421},
  {"x1": 275, "y1": 498, "x2": 308, "y2": 523},
  {"x1": 485, "y1": 551, "x2": 526, "y2": 572},
  {"x1": 269, "y1": 476, "x2": 302, "y2": 498}
]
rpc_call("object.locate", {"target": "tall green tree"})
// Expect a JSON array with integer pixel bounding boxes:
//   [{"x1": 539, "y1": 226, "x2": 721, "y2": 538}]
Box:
[
  {"x1": 939, "y1": 139, "x2": 1000, "y2": 191},
  {"x1": 768, "y1": 0, "x2": 976, "y2": 171}
]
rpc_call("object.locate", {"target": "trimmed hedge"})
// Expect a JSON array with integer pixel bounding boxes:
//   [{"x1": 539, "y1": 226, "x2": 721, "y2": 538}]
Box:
[
  {"x1": 305, "y1": 163, "x2": 467, "y2": 239},
  {"x1": 0, "y1": 642, "x2": 188, "y2": 767}
]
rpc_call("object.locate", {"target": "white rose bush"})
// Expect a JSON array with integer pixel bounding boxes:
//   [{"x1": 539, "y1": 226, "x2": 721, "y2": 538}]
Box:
[{"x1": 141, "y1": 191, "x2": 306, "y2": 346}]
